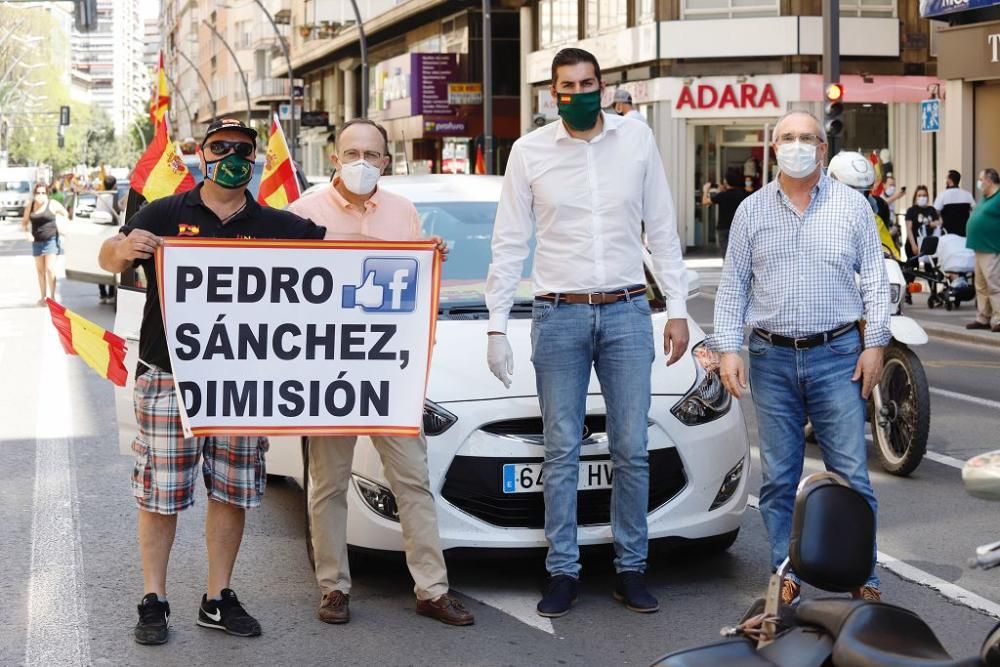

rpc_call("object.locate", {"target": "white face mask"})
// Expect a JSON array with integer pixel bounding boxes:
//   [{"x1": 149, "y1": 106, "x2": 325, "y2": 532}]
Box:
[
  {"x1": 884, "y1": 186, "x2": 896, "y2": 197},
  {"x1": 339, "y1": 159, "x2": 381, "y2": 195},
  {"x1": 776, "y1": 142, "x2": 819, "y2": 179},
  {"x1": 916, "y1": 196, "x2": 929, "y2": 207}
]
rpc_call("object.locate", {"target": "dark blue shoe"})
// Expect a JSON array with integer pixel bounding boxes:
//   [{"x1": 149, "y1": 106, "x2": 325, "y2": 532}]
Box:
[
  {"x1": 537, "y1": 574, "x2": 578, "y2": 618},
  {"x1": 614, "y1": 571, "x2": 659, "y2": 613}
]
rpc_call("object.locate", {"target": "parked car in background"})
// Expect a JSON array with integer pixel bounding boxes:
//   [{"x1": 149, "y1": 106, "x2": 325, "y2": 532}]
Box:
[
  {"x1": 1, "y1": 166, "x2": 39, "y2": 220},
  {"x1": 110, "y1": 175, "x2": 749, "y2": 560},
  {"x1": 61, "y1": 190, "x2": 119, "y2": 286}
]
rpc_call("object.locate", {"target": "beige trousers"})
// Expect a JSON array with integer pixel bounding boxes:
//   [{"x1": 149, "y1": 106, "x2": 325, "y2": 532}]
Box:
[
  {"x1": 974, "y1": 251, "x2": 1000, "y2": 327},
  {"x1": 308, "y1": 433, "x2": 449, "y2": 600}
]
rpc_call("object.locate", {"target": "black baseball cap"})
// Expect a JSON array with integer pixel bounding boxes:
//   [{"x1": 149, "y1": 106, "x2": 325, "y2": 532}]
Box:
[{"x1": 203, "y1": 117, "x2": 258, "y2": 144}]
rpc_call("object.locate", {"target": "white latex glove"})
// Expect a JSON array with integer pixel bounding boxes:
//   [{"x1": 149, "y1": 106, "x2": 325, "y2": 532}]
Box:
[{"x1": 487, "y1": 334, "x2": 513, "y2": 389}]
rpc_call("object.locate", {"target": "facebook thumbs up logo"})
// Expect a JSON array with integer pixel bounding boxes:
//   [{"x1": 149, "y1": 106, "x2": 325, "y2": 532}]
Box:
[{"x1": 342, "y1": 257, "x2": 418, "y2": 313}]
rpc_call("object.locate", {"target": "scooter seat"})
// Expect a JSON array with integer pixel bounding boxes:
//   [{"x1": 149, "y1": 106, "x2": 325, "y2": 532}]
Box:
[
  {"x1": 797, "y1": 598, "x2": 981, "y2": 667},
  {"x1": 650, "y1": 638, "x2": 777, "y2": 667}
]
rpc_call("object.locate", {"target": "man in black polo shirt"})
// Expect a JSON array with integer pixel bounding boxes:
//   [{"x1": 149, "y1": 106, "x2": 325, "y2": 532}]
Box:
[
  {"x1": 702, "y1": 167, "x2": 749, "y2": 258},
  {"x1": 99, "y1": 118, "x2": 326, "y2": 646}
]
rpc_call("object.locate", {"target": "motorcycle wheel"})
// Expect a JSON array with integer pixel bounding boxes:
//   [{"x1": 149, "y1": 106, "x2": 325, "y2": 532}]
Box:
[{"x1": 869, "y1": 343, "x2": 930, "y2": 476}]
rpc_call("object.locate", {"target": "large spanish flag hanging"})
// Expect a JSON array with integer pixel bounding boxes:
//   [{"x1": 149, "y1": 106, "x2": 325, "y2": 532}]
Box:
[
  {"x1": 130, "y1": 119, "x2": 196, "y2": 202},
  {"x1": 257, "y1": 113, "x2": 301, "y2": 209},
  {"x1": 46, "y1": 299, "x2": 128, "y2": 387},
  {"x1": 150, "y1": 52, "x2": 170, "y2": 125}
]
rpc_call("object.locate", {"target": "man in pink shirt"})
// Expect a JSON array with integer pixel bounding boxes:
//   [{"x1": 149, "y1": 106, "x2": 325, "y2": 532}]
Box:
[{"x1": 287, "y1": 118, "x2": 472, "y2": 628}]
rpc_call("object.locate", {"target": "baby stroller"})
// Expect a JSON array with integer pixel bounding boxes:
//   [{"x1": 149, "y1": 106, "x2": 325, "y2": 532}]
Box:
[{"x1": 904, "y1": 233, "x2": 977, "y2": 310}]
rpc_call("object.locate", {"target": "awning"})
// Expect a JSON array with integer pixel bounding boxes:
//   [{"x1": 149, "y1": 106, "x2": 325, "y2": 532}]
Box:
[{"x1": 921, "y1": 0, "x2": 1000, "y2": 19}]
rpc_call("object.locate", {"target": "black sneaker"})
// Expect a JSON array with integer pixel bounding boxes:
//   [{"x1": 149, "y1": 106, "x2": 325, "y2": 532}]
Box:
[
  {"x1": 134, "y1": 593, "x2": 170, "y2": 645},
  {"x1": 197, "y1": 588, "x2": 262, "y2": 637},
  {"x1": 537, "y1": 574, "x2": 578, "y2": 618},
  {"x1": 613, "y1": 571, "x2": 659, "y2": 613}
]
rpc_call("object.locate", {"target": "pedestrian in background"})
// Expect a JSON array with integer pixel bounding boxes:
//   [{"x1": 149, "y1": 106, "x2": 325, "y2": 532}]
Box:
[
  {"x1": 904, "y1": 185, "x2": 941, "y2": 258},
  {"x1": 486, "y1": 47, "x2": 689, "y2": 618},
  {"x1": 95, "y1": 174, "x2": 120, "y2": 304},
  {"x1": 964, "y1": 168, "x2": 1000, "y2": 333},
  {"x1": 22, "y1": 182, "x2": 69, "y2": 306},
  {"x1": 287, "y1": 118, "x2": 472, "y2": 628},
  {"x1": 612, "y1": 88, "x2": 645, "y2": 123},
  {"x1": 711, "y1": 110, "x2": 889, "y2": 606},
  {"x1": 935, "y1": 169, "x2": 977, "y2": 236},
  {"x1": 701, "y1": 167, "x2": 749, "y2": 259},
  {"x1": 98, "y1": 118, "x2": 327, "y2": 646}
]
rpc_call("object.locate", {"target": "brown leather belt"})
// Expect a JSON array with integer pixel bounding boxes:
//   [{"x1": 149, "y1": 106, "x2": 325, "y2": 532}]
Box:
[
  {"x1": 752, "y1": 322, "x2": 857, "y2": 350},
  {"x1": 536, "y1": 285, "x2": 647, "y2": 305}
]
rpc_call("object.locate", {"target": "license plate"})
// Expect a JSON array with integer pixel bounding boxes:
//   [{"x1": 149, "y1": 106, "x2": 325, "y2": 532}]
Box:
[{"x1": 501, "y1": 461, "x2": 613, "y2": 494}]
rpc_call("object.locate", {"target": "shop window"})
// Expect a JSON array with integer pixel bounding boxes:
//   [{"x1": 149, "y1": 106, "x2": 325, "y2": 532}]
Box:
[
  {"x1": 842, "y1": 103, "x2": 889, "y2": 156},
  {"x1": 637, "y1": 0, "x2": 655, "y2": 24},
  {"x1": 586, "y1": 0, "x2": 627, "y2": 36},
  {"x1": 681, "y1": 0, "x2": 779, "y2": 19},
  {"x1": 538, "y1": 0, "x2": 578, "y2": 47},
  {"x1": 839, "y1": 0, "x2": 895, "y2": 17}
]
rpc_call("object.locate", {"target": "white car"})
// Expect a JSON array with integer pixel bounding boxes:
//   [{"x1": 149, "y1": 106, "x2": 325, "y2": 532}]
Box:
[{"x1": 113, "y1": 175, "x2": 749, "y2": 557}]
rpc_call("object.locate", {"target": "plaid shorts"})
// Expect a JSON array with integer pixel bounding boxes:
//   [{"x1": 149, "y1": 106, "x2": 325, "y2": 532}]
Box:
[{"x1": 130, "y1": 367, "x2": 269, "y2": 514}]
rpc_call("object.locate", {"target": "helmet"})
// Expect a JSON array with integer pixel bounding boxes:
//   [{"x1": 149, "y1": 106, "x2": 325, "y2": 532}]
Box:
[{"x1": 828, "y1": 151, "x2": 875, "y2": 191}]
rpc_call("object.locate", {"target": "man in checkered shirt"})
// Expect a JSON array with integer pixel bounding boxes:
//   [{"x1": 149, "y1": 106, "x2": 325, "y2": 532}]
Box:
[{"x1": 709, "y1": 110, "x2": 890, "y2": 605}]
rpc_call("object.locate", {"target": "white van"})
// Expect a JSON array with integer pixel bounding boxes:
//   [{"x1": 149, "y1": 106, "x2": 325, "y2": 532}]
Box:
[{"x1": 0, "y1": 166, "x2": 39, "y2": 220}]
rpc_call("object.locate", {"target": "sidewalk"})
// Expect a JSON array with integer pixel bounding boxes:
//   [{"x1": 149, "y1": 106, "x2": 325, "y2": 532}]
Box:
[{"x1": 689, "y1": 257, "x2": 1000, "y2": 349}]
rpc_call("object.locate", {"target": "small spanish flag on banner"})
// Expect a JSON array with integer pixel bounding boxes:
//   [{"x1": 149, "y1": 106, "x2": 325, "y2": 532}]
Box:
[
  {"x1": 257, "y1": 113, "x2": 301, "y2": 209},
  {"x1": 150, "y1": 52, "x2": 170, "y2": 125},
  {"x1": 46, "y1": 299, "x2": 128, "y2": 387},
  {"x1": 130, "y1": 119, "x2": 196, "y2": 203}
]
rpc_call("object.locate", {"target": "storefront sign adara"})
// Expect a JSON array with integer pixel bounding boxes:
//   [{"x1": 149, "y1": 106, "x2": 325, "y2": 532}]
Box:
[{"x1": 675, "y1": 83, "x2": 780, "y2": 112}]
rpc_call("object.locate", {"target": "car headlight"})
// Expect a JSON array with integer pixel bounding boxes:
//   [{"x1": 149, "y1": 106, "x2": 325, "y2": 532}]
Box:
[
  {"x1": 670, "y1": 342, "x2": 732, "y2": 426},
  {"x1": 423, "y1": 399, "x2": 456, "y2": 436},
  {"x1": 353, "y1": 475, "x2": 399, "y2": 521},
  {"x1": 710, "y1": 457, "x2": 745, "y2": 510}
]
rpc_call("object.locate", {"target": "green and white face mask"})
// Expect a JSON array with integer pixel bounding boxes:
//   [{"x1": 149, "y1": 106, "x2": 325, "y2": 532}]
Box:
[{"x1": 205, "y1": 153, "x2": 254, "y2": 189}]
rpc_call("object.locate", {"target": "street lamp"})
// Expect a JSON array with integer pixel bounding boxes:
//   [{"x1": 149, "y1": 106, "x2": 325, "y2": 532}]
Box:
[
  {"x1": 202, "y1": 19, "x2": 253, "y2": 126},
  {"x1": 164, "y1": 72, "x2": 197, "y2": 136},
  {"x1": 175, "y1": 48, "x2": 217, "y2": 121}
]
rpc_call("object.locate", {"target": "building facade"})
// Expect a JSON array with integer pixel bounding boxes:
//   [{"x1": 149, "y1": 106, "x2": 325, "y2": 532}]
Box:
[
  {"x1": 925, "y1": 1, "x2": 1000, "y2": 189},
  {"x1": 71, "y1": 0, "x2": 146, "y2": 137},
  {"x1": 522, "y1": 0, "x2": 943, "y2": 249}
]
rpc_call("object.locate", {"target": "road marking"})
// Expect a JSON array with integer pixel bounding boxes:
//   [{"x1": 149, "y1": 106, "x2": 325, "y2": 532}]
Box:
[
  {"x1": 459, "y1": 585, "x2": 555, "y2": 635},
  {"x1": 929, "y1": 386, "x2": 1000, "y2": 411},
  {"x1": 863, "y1": 434, "x2": 967, "y2": 470},
  {"x1": 924, "y1": 360, "x2": 1000, "y2": 369},
  {"x1": 749, "y1": 495, "x2": 1000, "y2": 619},
  {"x1": 24, "y1": 326, "x2": 90, "y2": 667}
]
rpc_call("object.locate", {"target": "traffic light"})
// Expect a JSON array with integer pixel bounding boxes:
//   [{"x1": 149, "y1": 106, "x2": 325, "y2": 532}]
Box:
[
  {"x1": 824, "y1": 83, "x2": 845, "y2": 138},
  {"x1": 59, "y1": 106, "x2": 71, "y2": 126},
  {"x1": 74, "y1": 0, "x2": 97, "y2": 31}
]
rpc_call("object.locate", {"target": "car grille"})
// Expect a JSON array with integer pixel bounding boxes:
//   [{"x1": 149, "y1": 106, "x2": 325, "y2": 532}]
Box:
[{"x1": 440, "y1": 449, "x2": 686, "y2": 528}]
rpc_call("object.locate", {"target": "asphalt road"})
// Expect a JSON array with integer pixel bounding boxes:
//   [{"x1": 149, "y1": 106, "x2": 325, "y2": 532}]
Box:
[{"x1": 2, "y1": 220, "x2": 1000, "y2": 666}]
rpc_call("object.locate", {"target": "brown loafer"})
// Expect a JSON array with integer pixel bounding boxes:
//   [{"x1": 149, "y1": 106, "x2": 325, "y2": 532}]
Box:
[
  {"x1": 966, "y1": 320, "x2": 991, "y2": 330},
  {"x1": 851, "y1": 585, "x2": 881, "y2": 602},
  {"x1": 415, "y1": 593, "x2": 475, "y2": 626},
  {"x1": 318, "y1": 590, "x2": 350, "y2": 624}
]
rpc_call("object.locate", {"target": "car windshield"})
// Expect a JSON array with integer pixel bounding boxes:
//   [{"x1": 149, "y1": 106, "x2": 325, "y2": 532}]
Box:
[
  {"x1": 2, "y1": 181, "x2": 30, "y2": 193},
  {"x1": 415, "y1": 201, "x2": 534, "y2": 311}
]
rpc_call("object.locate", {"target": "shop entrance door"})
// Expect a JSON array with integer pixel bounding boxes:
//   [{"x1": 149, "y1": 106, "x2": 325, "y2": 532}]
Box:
[{"x1": 692, "y1": 124, "x2": 768, "y2": 253}]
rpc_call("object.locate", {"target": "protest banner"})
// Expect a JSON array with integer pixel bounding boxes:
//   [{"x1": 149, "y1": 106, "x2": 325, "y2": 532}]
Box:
[{"x1": 155, "y1": 238, "x2": 440, "y2": 438}]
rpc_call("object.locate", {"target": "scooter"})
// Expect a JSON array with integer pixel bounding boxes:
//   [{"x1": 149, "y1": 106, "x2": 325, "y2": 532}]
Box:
[
  {"x1": 651, "y1": 468, "x2": 1000, "y2": 667},
  {"x1": 869, "y1": 256, "x2": 931, "y2": 476}
]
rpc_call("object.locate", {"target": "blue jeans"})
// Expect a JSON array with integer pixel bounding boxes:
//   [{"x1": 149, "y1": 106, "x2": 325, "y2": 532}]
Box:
[
  {"x1": 748, "y1": 327, "x2": 880, "y2": 588},
  {"x1": 530, "y1": 294, "x2": 655, "y2": 577}
]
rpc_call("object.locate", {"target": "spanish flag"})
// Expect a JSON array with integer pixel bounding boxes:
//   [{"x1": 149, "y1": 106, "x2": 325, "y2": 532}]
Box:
[
  {"x1": 46, "y1": 299, "x2": 128, "y2": 387},
  {"x1": 150, "y1": 52, "x2": 169, "y2": 125},
  {"x1": 870, "y1": 151, "x2": 885, "y2": 197},
  {"x1": 257, "y1": 113, "x2": 301, "y2": 209},
  {"x1": 130, "y1": 119, "x2": 196, "y2": 202}
]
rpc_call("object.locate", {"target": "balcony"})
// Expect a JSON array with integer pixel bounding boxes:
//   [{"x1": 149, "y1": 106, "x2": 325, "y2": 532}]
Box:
[
  {"x1": 251, "y1": 77, "x2": 303, "y2": 104},
  {"x1": 251, "y1": 22, "x2": 290, "y2": 51}
]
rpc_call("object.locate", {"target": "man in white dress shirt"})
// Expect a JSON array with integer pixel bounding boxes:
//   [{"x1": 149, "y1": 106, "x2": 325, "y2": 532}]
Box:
[
  {"x1": 612, "y1": 88, "x2": 645, "y2": 123},
  {"x1": 485, "y1": 47, "x2": 689, "y2": 619}
]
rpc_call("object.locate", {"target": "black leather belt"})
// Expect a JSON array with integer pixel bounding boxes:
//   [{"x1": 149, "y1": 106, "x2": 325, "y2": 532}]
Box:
[
  {"x1": 753, "y1": 322, "x2": 857, "y2": 350},
  {"x1": 536, "y1": 285, "x2": 647, "y2": 305}
]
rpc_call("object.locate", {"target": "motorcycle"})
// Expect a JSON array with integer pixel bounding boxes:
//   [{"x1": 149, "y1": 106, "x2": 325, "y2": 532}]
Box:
[
  {"x1": 651, "y1": 467, "x2": 1000, "y2": 667},
  {"x1": 805, "y1": 255, "x2": 931, "y2": 476},
  {"x1": 869, "y1": 255, "x2": 931, "y2": 476}
]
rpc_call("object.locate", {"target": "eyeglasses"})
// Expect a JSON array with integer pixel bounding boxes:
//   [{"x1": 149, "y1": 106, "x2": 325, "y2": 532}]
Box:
[
  {"x1": 776, "y1": 133, "x2": 823, "y2": 145},
  {"x1": 206, "y1": 140, "x2": 255, "y2": 157},
  {"x1": 341, "y1": 148, "x2": 383, "y2": 163}
]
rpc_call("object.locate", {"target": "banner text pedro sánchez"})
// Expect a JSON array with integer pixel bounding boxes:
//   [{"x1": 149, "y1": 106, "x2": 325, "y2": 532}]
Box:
[{"x1": 155, "y1": 238, "x2": 441, "y2": 437}]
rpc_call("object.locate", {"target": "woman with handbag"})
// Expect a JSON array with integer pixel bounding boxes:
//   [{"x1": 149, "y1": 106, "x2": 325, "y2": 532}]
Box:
[{"x1": 22, "y1": 182, "x2": 70, "y2": 306}]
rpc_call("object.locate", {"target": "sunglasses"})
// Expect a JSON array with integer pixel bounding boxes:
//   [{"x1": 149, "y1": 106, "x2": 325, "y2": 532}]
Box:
[{"x1": 206, "y1": 140, "x2": 255, "y2": 157}]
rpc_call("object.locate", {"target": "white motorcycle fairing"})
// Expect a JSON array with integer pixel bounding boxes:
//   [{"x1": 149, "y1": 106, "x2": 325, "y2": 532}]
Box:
[{"x1": 889, "y1": 315, "x2": 928, "y2": 346}]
